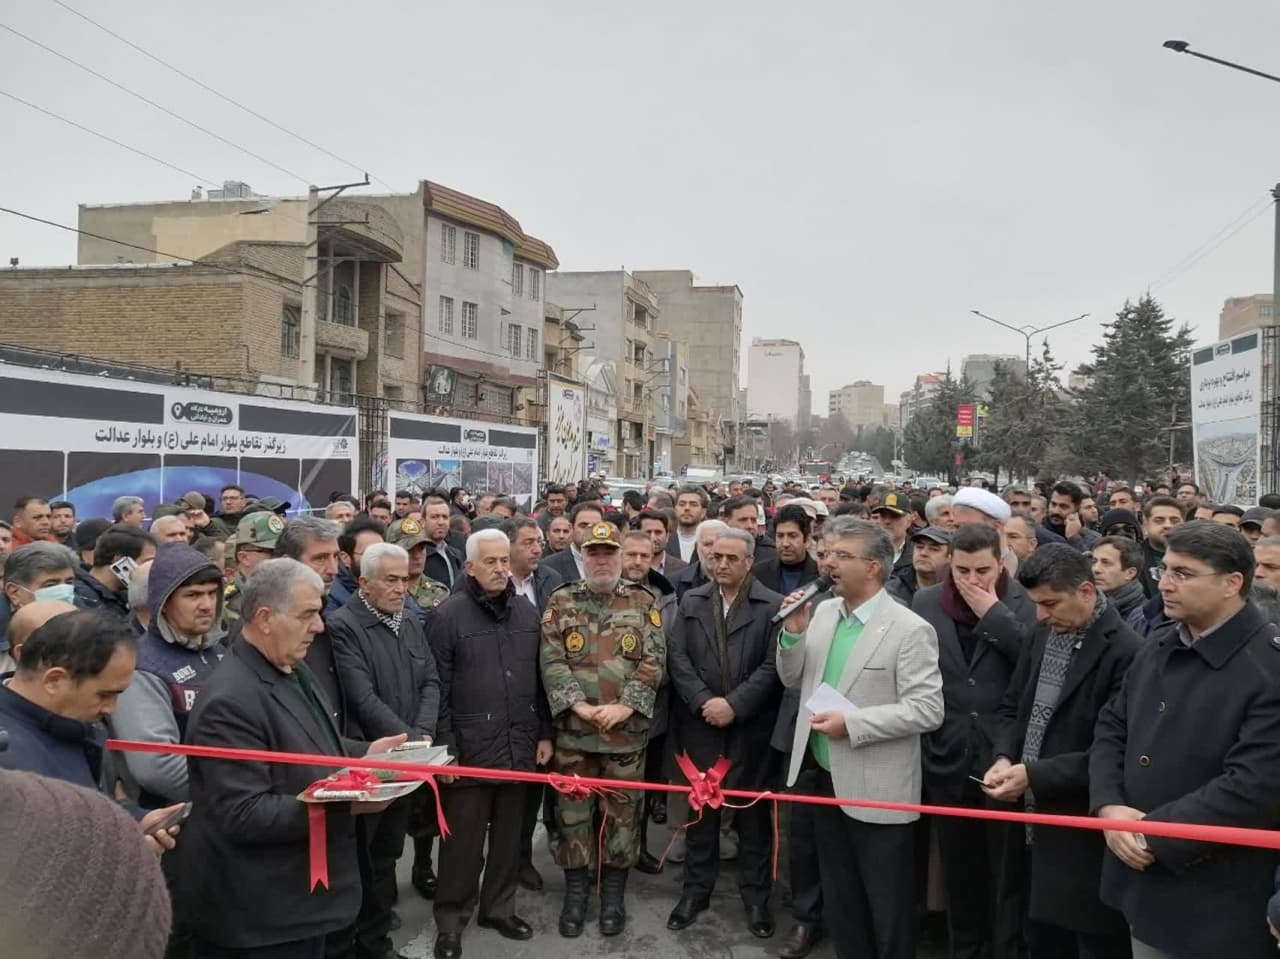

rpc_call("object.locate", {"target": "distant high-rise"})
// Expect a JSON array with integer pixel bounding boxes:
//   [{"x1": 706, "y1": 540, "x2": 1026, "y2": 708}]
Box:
[
  {"x1": 828, "y1": 381, "x2": 889, "y2": 429},
  {"x1": 747, "y1": 338, "x2": 805, "y2": 423},
  {"x1": 1219, "y1": 294, "x2": 1273, "y2": 340},
  {"x1": 961, "y1": 353, "x2": 1025, "y2": 397},
  {"x1": 899, "y1": 372, "x2": 947, "y2": 427}
]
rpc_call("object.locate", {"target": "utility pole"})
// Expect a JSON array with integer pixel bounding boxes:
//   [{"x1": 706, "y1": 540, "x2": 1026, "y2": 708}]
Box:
[
  {"x1": 970, "y1": 310, "x2": 1089, "y2": 372},
  {"x1": 300, "y1": 175, "x2": 370, "y2": 399}
]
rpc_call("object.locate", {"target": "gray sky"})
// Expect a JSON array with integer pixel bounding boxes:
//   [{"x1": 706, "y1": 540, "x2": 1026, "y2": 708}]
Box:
[{"x1": 3, "y1": 1, "x2": 1279, "y2": 411}]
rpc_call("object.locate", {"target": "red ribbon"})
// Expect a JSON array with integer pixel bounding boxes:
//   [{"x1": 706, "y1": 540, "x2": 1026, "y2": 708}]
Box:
[
  {"x1": 676, "y1": 751, "x2": 731, "y2": 814},
  {"x1": 302, "y1": 769, "x2": 383, "y2": 890}
]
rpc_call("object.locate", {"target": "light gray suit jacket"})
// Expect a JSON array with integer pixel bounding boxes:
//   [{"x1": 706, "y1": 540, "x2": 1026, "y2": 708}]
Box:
[{"x1": 777, "y1": 589, "x2": 944, "y2": 824}]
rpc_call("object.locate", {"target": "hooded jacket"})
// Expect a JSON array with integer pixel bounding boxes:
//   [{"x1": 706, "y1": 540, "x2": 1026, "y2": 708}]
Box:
[
  {"x1": 73, "y1": 565, "x2": 131, "y2": 625},
  {"x1": 111, "y1": 543, "x2": 226, "y2": 808}
]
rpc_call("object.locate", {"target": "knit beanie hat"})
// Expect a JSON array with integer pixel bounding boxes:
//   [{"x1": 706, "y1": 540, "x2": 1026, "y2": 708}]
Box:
[{"x1": 0, "y1": 770, "x2": 171, "y2": 958}]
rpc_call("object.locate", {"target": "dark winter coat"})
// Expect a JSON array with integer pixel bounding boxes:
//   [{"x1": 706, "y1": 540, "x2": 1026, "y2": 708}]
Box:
[{"x1": 427, "y1": 576, "x2": 550, "y2": 783}]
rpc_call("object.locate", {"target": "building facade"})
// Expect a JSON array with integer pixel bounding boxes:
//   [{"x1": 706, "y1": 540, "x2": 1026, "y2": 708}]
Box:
[
  {"x1": 1219, "y1": 294, "x2": 1273, "y2": 340},
  {"x1": 899, "y1": 372, "x2": 947, "y2": 427},
  {"x1": 828, "y1": 380, "x2": 887, "y2": 429},
  {"x1": 961, "y1": 353, "x2": 1025, "y2": 398},
  {"x1": 746, "y1": 338, "x2": 805, "y2": 423}
]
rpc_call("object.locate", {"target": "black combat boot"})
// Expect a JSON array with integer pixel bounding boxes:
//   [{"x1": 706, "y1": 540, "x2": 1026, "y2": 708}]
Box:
[
  {"x1": 558, "y1": 867, "x2": 590, "y2": 938},
  {"x1": 598, "y1": 866, "x2": 629, "y2": 936}
]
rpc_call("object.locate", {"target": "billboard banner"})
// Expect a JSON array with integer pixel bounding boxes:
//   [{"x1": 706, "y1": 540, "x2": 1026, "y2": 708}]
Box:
[
  {"x1": 0, "y1": 363, "x2": 357, "y2": 519},
  {"x1": 388, "y1": 412, "x2": 539, "y2": 512},
  {"x1": 547, "y1": 375, "x2": 587, "y2": 486},
  {"x1": 1191, "y1": 330, "x2": 1261, "y2": 506},
  {"x1": 955, "y1": 404, "x2": 974, "y2": 438}
]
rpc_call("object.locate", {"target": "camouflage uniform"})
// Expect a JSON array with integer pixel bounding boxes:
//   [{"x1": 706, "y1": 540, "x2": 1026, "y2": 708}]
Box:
[
  {"x1": 222, "y1": 512, "x2": 283, "y2": 627},
  {"x1": 411, "y1": 576, "x2": 451, "y2": 610},
  {"x1": 540, "y1": 528, "x2": 665, "y2": 870}
]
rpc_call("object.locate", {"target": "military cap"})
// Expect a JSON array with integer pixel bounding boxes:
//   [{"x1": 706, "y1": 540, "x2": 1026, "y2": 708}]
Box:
[
  {"x1": 387, "y1": 517, "x2": 430, "y2": 550},
  {"x1": 581, "y1": 521, "x2": 622, "y2": 550},
  {"x1": 235, "y1": 511, "x2": 284, "y2": 552}
]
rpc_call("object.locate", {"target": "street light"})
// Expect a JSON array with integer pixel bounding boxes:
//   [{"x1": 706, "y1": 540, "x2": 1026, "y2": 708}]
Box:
[
  {"x1": 1162, "y1": 40, "x2": 1280, "y2": 85},
  {"x1": 969, "y1": 310, "x2": 1090, "y2": 371}
]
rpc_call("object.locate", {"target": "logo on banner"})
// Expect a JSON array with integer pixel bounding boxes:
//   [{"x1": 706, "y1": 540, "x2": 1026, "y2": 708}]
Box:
[
  {"x1": 463, "y1": 428, "x2": 488, "y2": 443},
  {"x1": 170, "y1": 401, "x2": 234, "y2": 426}
]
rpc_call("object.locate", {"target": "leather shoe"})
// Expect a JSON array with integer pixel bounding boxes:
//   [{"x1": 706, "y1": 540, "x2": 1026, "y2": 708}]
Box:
[
  {"x1": 667, "y1": 895, "x2": 711, "y2": 930},
  {"x1": 477, "y1": 915, "x2": 533, "y2": 941},
  {"x1": 746, "y1": 904, "x2": 775, "y2": 939},
  {"x1": 433, "y1": 932, "x2": 462, "y2": 959},
  {"x1": 650, "y1": 796, "x2": 668, "y2": 824},
  {"x1": 778, "y1": 923, "x2": 822, "y2": 958},
  {"x1": 518, "y1": 861, "x2": 544, "y2": 892},
  {"x1": 412, "y1": 866, "x2": 438, "y2": 900},
  {"x1": 635, "y1": 850, "x2": 663, "y2": 875}
]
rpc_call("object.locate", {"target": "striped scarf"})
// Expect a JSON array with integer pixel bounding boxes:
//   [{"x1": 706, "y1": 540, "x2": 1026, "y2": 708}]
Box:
[{"x1": 359, "y1": 590, "x2": 404, "y2": 635}]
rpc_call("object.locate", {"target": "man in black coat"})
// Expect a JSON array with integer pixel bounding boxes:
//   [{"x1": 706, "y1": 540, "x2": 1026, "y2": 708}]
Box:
[
  {"x1": 1090, "y1": 522, "x2": 1280, "y2": 959},
  {"x1": 753, "y1": 504, "x2": 819, "y2": 597},
  {"x1": 540, "y1": 501, "x2": 606, "y2": 584},
  {"x1": 872, "y1": 491, "x2": 917, "y2": 599},
  {"x1": 672, "y1": 519, "x2": 727, "y2": 602},
  {"x1": 178, "y1": 559, "x2": 406, "y2": 955},
  {"x1": 912, "y1": 523, "x2": 1036, "y2": 959},
  {"x1": 984, "y1": 544, "x2": 1139, "y2": 958},
  {"x1": 423, "y1": 496, "x2": 464, "y2": 589},
  {"x1": 328, "y1": 543, "x2": 441, "y2": 959},
  {"x1": 428, "y1": 529, "x2": 551, "y2": 959},
  {"x1": 666, "y1": 526, "x2": 783, "y2": 939}
]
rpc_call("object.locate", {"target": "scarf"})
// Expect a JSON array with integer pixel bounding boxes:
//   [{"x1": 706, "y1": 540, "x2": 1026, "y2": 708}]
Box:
[
  {"x1": 1020, "y1": 591, "x2": 1109, "y2": 841},
  {"x1": 1107, "y1": 579, "x2": 1146, "y2": 620},
  {"x1": 359, "y1": 590, "x2": 404, "y2": 635},
  {"x1": 710, "y1": 574, "x2": 753, "y2": 693},
  {"x1": 464, "y1": 573, "x2": 513, "y2": 621},
  {"x1": 939, "y1": 568, "x2": 1010, "y2": 628}
]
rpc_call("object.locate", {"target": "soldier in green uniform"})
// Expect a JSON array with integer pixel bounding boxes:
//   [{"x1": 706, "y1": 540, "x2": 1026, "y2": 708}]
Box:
[
  {"x1": 388, "y1": 517, "x2": 451, "y2": 611},
  {"x1": 222, "y1": 511, "x2": 284, "y2": 626},
  {"x1": 540, "y1": 521, "x2": 666, "y2": 938}
]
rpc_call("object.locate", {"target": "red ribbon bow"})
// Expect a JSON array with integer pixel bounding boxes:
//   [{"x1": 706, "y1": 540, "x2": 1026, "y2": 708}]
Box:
[
  {"x1": 547, "y1": 773, "x2": 593, "y2": 803},
  {"x1": 304, "y1": 770, "x2": 384, "y2": 891},
  {"x1": 675, "y1": 752, "x2": 732, "y2": 814}
]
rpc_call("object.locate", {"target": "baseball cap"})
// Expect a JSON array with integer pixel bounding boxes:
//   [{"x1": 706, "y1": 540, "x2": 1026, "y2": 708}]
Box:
[
  {"x1": 1242, "y1": 507, "x2": 1272, "y2": 529},
  {"x1": 912, "y1": 526, "x2": 953, "y2": 546},
  {"x1": 581, "y1": 521, "x2": 622, "y2": 550},
  {"x1": 235, "y1": 511, "x2": 285, "y2": 552},
  {"x1": 178, "y1": 491, "x2": 207, "y2": 512},
  {"x1": 387, "y1": 517, "x2": 430, "y2": 550},
  {"x1": 872, "y1": 491, "x2": 913, "y2": 517}
]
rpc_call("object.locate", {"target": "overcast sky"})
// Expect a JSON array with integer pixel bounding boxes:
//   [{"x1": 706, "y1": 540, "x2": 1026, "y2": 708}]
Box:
[{"x1": 3, "y1": 1, "x2": 1279, "y2": 410}]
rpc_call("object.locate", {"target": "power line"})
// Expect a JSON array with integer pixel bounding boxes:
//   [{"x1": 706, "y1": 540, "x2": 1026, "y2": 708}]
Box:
[
  {"x1": 0, "y1": 20, "x2": 311, "y2": 186},
  {"x1": 1150, "y1": 193, "x2": 1276, "y2": 292},
  {"x1": 47, "y1": 0, "x2": 393, "y2": 191},
  {"x1": 0, "y1": 87, "x2": 221, "y2": 186}
]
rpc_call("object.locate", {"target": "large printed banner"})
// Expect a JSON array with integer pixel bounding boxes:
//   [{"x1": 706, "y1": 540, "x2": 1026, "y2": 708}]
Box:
[
  {"x1": 0, "y1": 364, "x2": 357, "y2": 519},
  {"x1": 1191, "y1": 330, "x2": 1261, "y2": 506},
  {"x1": 388, "y1": 412, "x2": 538, "y2": 512},
  {"x1": 547, "y1": 375, "x2": 587, "y2": 487}
]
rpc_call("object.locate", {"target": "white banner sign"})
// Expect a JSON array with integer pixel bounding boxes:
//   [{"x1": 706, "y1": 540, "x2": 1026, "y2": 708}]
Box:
[
  {"x1": 388, "y1": 412, "x2": 538, "y2": 512},
  {"x1": 547, "y1": 375, "x2": 587, "y2": 486},
  {"x1": 0, "y1": 362, "x2": 357, "y2": 518},
  {"x1": 1191, "y1": 331, "x2": 1261, "y2": 506}
]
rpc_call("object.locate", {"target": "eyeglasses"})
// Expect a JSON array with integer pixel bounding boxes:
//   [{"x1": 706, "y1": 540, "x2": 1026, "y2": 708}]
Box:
[
  {"x1": 827, "y1": 550, "x2": 877, "y2": 564},
  {"x1": 709, "y1": 552, "x2": 749, "y2": 565},
  {"x1": 1155, "y1": 564, "x2": 1221, "y2": 585}
]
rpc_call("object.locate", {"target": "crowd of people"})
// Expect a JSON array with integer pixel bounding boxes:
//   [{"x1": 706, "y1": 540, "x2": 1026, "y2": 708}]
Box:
[{"x1": 2, "y1": 469, "x2": 1280, "y2": 959}]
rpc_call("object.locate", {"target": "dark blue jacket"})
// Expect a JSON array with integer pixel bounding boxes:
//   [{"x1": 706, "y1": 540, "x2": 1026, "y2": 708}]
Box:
[
  {"x1": 0, "y1": 683, "x2": 103, "y2": 792},
  {"x1": 324, "y1": 563, "x2": 358, "y2": 617},
  {"x1": 73, "y1": 565, "x2": 130, "y2": 625}
]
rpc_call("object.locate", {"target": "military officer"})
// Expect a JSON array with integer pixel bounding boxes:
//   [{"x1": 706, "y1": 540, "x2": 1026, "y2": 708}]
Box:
[
  {"x1": 222, "y1": 511, "x2": 284, "y2": 625},
  {"x1": 388, "y1": 517, "x2": 450, "y2": 613},
  {"x1": 540, "y1": 521, "x2": 665, "y2": 939}
]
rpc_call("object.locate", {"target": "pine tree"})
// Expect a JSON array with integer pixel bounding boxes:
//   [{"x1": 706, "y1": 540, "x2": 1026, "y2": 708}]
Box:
[
  {"x1": 1067, "y1": 295, "x2": 1193, "y2": 482},
  {"x1": 975, "y1": 343, "x2": 1065, "y2": 482},
  {"x1": 903, "y1": 368, "x2": 976, "y2": 478}
]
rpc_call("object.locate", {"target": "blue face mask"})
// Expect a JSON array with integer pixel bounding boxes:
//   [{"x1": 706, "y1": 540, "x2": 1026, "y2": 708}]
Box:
[{"x1": 24, "y1": 583, "x2": 75, "y2": 604}]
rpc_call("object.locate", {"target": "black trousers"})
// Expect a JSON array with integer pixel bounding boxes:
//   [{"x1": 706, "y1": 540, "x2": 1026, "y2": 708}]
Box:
[
  {"x1": 787, "y1": 766, "x2": 825, "y2": 927},
  {"x1": 519, "y1": 779, "x2": 544, "y2": 864},
  {"x1": 1026, "y1": 920, "x2": 1132, "y2": 959},
  {"x1": 435, "y1": 783, "x2": 526, "y2": 935},
  {"x1": 354, "y1": 800, "x2": 409, "y2": 958},
  {"x1": 682, "y1": 794, "x2": 773, "y2": 907},
  {"x1": 811, "y1": 767, "x2": 915, "y2": 959},
  {"x1": 934, "y1": 783, "x2": 1027, "y2": 959},
  {"x1": 191, "y1": 937, "x2": 324, "y2": 959}
]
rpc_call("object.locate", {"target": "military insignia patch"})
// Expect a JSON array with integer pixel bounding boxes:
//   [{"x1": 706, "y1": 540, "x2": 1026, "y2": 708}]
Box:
[
  {"x1": 648, "y1": 608, "x2": 662, "y2": 628},
  {"x1": 592, "y1": 522, "x2": 612, "y2": 538},
  {"x1": 402, "y1": 518, "x2": 421, "y2": 535},
  {"x1": 542, "y1": 607, "x2": 554, "y2": 624},
  {"x1": 620, "y1": 630, "x2": 639, "y2": 654},
  {"x1": 267, "y1": 514, "x2": 285, "y2": 534},
  {"x1": 565, "y1": 630, "x2": 586, "y2": 654}
]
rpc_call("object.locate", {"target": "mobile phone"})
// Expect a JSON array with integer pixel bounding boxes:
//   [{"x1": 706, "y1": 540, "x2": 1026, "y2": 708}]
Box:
[
  {"x1": 148, "y1": 802, "x2": 191, "y2": 835},
  {"x1": 110, "y1": 555, "x2": 138, "y2": 585}
]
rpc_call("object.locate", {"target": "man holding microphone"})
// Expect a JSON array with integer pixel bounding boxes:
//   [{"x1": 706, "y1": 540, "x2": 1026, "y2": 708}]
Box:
[{"x1": 776, "y1": 517, "x2": 944, "y2": 959}]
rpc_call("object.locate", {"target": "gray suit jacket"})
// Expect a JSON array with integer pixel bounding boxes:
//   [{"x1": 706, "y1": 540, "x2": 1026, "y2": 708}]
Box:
[{"x1": 777, "y1": 589, "x2": 943, "y2": 824}]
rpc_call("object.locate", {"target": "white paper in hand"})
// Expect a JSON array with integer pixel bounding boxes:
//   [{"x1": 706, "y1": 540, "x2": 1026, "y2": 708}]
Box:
[{"x1": 806, "y1": 682, "x2": 856, "y2": 716}]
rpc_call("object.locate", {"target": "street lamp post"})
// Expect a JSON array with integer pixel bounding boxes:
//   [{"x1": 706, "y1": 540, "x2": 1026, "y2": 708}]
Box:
[
  {"x1": 969, "y1": 310, "x2": 1090, "y2": 371},
  {"x1": 1164, "y1": 39, "x2": 1280, "y2": 492}
]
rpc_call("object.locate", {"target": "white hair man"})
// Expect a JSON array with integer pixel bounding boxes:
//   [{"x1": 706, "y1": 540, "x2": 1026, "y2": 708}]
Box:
[
  {"x1": 924, "y1": 494, "x2": 956, "y2": 531},
  {"x1": 671, "y1": 518, "x2": 729, "y2": 601},
  {"x1": 326, "y1": 542, "x2": 441, "y2": 958}
]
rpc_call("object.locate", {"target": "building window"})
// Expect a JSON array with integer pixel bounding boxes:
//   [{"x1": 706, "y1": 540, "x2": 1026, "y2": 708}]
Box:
[
  {"x1": 384, "y1": 310, "x2": 405, "y2": 358},
  {"x1": 527, "y1": 329, "x2": 539, "y2": 360},
  {"x1": 463, "y1": 232, "x2": 480, "y2": 270},
  {"x1": 512, "y1": 261, "x2": 523, "y2": 296},
  {"x1": 334, "y1": 284, "x2": 354, "y2": 326},
  {"x1": 441, "y1": 223, "x2": 456, "y2": 264},
  {"x1": 508, "y1": 325, "x2": 522, "y2": 357},
  {"x1": 461, "y1": 301, "x2": 479, "y2": 339},
  {"x1": 438, "y1": 296, "x2": 454, "y2": 335},
  {"x1": 329, "y1": 358, "x2": 353, "y2": 402},
  {"x1": 529, "y1": 268, "x2": 540, "y2": 301},
  {"x1": 281, "y1": 305, "x2": 300, "y2": 359}
]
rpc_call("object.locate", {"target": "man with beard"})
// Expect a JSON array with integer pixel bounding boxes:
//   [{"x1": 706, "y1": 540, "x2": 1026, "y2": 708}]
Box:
[
  {"x1": 889, "y1": 526, "x2": 952, "y2": 605},
  {"x1": 672, "y1": 519, "x2": 729, "y2": 601},
  {"x1": 545, "y1": 515, "x2": 573, "y2": 554},
  {"x1": 1139, "y1": 495, "x2": 1184, "y2": 598},
  {"x1": 1091, "y1": 536, "x2": 1149, "y2": 633},
  {"x1": 541, "y1": 501, "x2": 607, "y2": 584},
  {"x1": 672, "y1": 486, "x2": 709, "y2": 563},
  {"x1": 754, "y1": 505, "x2": 819, "y2": 596},
  {"x1": 1004, "y1": 515, "x2": 1038, "y2": 566},
  {"x1": 913, "y1": 523, "x2": 1037, "y2": 959},
  {"x1": 666, "y1": 527, "x2": 783, "y2": 938},
  {"x1": 1045, "y1": 482, "x2": 1101, "y2": 550}
]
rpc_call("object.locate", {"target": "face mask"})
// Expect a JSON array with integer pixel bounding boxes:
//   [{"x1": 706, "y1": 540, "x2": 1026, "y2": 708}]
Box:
[
  {"x1": 23, "y1": 583, "x2": 75, "y2": 604},
  {"x1": 601, "y1": 495, "x2": 613, "y2": 506}
]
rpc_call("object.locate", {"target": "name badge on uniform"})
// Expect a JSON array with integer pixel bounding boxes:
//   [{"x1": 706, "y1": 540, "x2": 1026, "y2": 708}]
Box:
[{"x1": 565, "y1": 630, "x2": 585, "y2": 654}]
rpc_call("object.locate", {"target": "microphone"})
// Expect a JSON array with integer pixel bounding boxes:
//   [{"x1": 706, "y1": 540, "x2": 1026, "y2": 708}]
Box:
[{"x1": 770, "y1": 575, "x2": 833, "y2": 625}]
